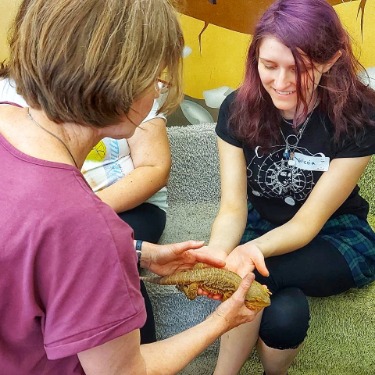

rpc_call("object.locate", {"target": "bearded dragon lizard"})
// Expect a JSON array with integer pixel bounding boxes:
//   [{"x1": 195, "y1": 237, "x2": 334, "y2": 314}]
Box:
[{"x1": 141, "y1": 263, "x2": 271, "y2": 310}]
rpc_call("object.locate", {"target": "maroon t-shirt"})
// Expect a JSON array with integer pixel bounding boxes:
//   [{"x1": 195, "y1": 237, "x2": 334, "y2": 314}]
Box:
[{"x1": 0, "y1": 133, "x2": 146, "y2": 374}]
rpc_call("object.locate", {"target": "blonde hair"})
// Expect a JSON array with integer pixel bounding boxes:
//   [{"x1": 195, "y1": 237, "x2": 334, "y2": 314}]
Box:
[{"x1": 8, "y1": 0, "x2": 184, "y2": 126}]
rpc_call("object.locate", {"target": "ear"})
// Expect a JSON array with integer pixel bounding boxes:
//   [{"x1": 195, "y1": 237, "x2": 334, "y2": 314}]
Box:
[{"x1": 322, "y1": 50, "x2": 342, "y2": 73}]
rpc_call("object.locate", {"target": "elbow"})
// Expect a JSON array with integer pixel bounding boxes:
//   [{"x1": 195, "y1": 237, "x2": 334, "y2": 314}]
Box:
[{"x1": 160, "y1": 167, "x2": 170, "y2": 188}]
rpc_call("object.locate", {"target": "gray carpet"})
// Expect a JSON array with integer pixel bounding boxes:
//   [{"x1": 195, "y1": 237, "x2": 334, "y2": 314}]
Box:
[{"x1": 144, "y1": 123, "x2": 375, "y2": 375}]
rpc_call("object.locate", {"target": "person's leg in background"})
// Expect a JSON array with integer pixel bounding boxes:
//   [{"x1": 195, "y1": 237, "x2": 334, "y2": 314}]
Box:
[
  {"x1": 215, "y1": 236, "x2": 355, "y2": 375},
  {"x1": 118, "y1": 202, "x2": 166, "y2": 244},
  {"x1": 253, "y1": 237, "x2": 355, "y2": 375}
]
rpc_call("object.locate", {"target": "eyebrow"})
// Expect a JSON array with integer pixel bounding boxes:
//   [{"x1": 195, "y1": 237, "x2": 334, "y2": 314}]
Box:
[
  {"x1": 259, "y1": 57, "x2": 295, "y2": 67},
  {"x1": 259, "y1": 57, "x2": 288, "y2": 64},
  {"x1": 258, "y1": 58, "x2": 275, "y2": 63}
]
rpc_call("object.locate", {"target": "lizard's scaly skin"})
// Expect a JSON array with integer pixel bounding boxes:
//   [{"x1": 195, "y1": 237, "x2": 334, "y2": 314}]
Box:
[{"x1": 141, "y1": 264, "x2": 271, "y2": 310}]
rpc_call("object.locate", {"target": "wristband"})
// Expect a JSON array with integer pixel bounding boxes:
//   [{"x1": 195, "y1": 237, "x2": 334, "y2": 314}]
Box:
[{"x1": 135, "y1": 240, "x2": 143, "y2": 267}]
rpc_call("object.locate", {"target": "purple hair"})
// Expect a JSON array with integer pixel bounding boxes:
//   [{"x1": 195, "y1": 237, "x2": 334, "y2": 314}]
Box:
[{"x1": 231, "y1": 0, "x2": 375, "y2": 150}]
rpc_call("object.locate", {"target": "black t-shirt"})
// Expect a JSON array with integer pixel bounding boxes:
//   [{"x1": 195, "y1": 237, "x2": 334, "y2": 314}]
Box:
[{"x1": 216, "y1": 92, "x2": 375, "y2": 225}]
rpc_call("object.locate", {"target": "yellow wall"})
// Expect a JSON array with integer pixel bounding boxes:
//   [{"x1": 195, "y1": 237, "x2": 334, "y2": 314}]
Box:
[
  {"x1": 2, "y1": 0, "x2": 374, "y2": 76},
  {"x1": 1, "y1": 0, "x2": 375, "y2": 122},
  {"x1": 0, "y1": 0, "x2": 21, "y2": 61},
  {"x1": 181, "y1": 0, "x2": 375, "y2": 100}
]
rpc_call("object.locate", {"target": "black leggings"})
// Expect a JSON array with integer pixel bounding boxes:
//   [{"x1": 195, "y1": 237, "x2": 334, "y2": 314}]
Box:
[
  {"x1": 118, "y1": 202, "x2": 166, "y2": 344},
  {"x1": 253, "y1": 237, "x2": 355, "y2": 350}
]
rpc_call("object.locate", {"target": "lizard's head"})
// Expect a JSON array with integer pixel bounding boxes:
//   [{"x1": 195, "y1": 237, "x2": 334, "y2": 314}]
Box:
[
  {"x1": 245, "y1": 298, "x2": 271, "y2": 311},
  {"x1": 245, "y1": 283, "x2": 271, "y2": 310}
]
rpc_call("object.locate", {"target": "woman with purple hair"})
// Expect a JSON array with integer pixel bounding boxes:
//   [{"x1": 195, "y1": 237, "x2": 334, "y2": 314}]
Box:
[
  {"x1": 203, "y1": 0, "x2": 375, "y2": 373},
  {"x1": 0, "y1": 0, "x2": 261, "y2": 373}
]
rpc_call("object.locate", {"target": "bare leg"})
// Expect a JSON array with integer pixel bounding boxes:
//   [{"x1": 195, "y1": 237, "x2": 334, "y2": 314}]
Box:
[
  {"x1": 257, "y1": 338, "x2": 302, "y2": 375},
  {"x1": 213, "y1": 312, "x2": 263, "y2": 375}
]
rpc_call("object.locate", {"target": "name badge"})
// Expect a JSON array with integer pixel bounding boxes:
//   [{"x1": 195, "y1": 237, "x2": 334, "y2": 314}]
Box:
[{"x1": 293, "y1": 152, "x2": 330, "y2": 172}]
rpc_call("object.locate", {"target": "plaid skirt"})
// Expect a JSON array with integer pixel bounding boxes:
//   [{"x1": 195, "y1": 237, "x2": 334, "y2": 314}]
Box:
[{"x1": 241, "y1": 203, "x2": 375, "y2": 288}]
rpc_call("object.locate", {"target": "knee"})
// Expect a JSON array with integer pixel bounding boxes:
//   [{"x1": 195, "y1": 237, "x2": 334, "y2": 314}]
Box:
[{"x1": 259, "y1": 287, "x2": 310, "y2": 350}]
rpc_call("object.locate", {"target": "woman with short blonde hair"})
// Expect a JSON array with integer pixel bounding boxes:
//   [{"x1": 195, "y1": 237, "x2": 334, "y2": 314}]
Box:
[{"x1": 9, "y1": 0, "x2": 184, "y2": 126}]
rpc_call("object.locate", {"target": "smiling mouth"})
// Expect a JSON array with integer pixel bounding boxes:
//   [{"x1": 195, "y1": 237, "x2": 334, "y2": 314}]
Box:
[{"x1": 274, "y1": 89, "x2": 296, "y2": 95}]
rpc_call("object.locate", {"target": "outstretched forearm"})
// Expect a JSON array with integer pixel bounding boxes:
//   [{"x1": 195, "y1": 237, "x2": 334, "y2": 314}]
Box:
[
  {"x1": 208, "y1": 137, "x2": 249, "y2": 256},
  {"x1": 208, "y1": 207, "x2": 248, "y2": 255},
  {"x1": 79, "y1": 274, "x2": 257, "y2": 375},
  {"x1": 250, "y1": 218, "x2": 316, "y2": 258},
  {"x1": 250, "y1": 156, "x2": 371, "y2": 258}
]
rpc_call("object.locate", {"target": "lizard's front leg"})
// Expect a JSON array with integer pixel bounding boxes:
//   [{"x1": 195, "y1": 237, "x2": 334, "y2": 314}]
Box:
[{"x1": 177, "y1": 283, "x2": 199, "y2": 300}]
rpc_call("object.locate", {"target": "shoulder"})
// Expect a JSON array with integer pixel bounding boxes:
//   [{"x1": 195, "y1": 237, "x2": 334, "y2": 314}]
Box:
[
  {"x1": 316, "y1": 105, "x2": 375, "y2": 157},
  {"x1": 338, "y1": 116, "x2": 375, "y2": 158},
  {"x1": 216, "y1": 90, "x2": 242, "y2": 148},
  {"x1": 217, "y1": 90, "x2": 237, "y2": 126},
  {"x1": 219, "y1": 90, "x2": 237, "y2": 115}
]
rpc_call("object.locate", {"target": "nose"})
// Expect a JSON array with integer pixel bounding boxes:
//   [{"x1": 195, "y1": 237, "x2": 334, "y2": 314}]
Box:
[{"x1": 273, "y1": 69, "x2": 293, "y2": 89}]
